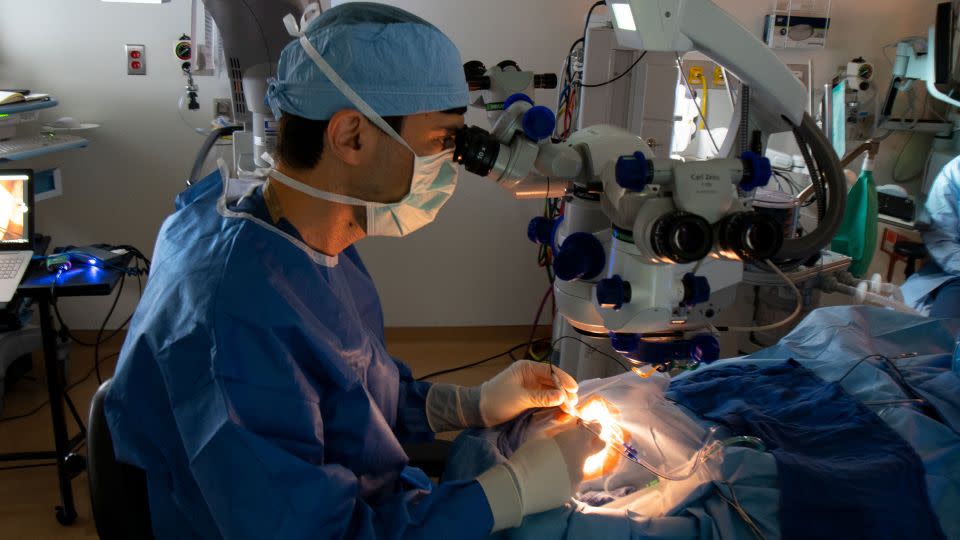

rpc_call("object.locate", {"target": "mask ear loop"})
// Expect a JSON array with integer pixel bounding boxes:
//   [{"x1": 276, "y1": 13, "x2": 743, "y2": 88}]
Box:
[
  {"x1": 284, "y1": 4, "x2": 323, "y2": 38},
  {"x1": 283, "y1": 13, "x2": 303, "y2": 37},
  {"x1": 296, "y1": 35, "x2": 414, "y2": 155}
]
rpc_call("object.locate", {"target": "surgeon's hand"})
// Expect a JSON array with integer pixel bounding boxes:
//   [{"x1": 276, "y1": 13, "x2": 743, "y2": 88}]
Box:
[
  {"x1": 476, "y1": 423, "x2": 605, "y2": 532},
  {"x1": 479, "y1": 360, "x2": 579, "y2": 426}
]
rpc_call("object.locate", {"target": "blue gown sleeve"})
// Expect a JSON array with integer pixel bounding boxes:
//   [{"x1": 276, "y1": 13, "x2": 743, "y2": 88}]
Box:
[
  {"x1": 165, "y1": 321, "x2": 492, "y2": 539},
  {"x1": 393, "y1": 359, "x2": 436, "y2": 444},
  {"x1": 922, "y1": 158, "x2": 960, "y2": 275}
]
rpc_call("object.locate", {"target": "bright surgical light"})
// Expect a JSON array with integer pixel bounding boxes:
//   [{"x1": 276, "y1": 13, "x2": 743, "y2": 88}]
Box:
[
  {"x1": 576, "y1": 398, "x2": 625, "y2": 479},
  {"x1": 611, "y1": 3, "x2": 637, "y2": 32},
  {"x1": 101, "y1": 0, "x2": 170, "y2": 3}
]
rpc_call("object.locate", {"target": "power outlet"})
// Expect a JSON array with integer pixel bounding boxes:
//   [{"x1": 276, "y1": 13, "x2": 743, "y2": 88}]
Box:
[{"x1": 125, "y1": 44, "x2": 146, "y2": 76}]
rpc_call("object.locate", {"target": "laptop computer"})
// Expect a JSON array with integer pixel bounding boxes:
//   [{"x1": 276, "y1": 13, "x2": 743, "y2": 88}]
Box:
[{"x1": 0, "y1": 169, "x2": 34, "y2": 303}]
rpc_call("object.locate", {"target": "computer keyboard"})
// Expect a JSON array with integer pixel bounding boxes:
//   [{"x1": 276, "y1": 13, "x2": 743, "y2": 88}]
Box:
[
  {"x1": 0, "y1": 253, "x2": 26, "y2": 280},
  {"x1": 0, "y1": 133, "x2": 87, "y2": 161}
]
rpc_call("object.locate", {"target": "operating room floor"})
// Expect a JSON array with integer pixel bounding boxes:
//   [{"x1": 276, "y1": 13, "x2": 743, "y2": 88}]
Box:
[{"x1": 0, "y1": 325, "x2": 548, "y2": 539}]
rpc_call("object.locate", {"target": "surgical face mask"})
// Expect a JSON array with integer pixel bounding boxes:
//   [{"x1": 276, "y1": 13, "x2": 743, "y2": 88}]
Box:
[{"x1": 269, "y1": 35, "x2": 461, "y2": 238}]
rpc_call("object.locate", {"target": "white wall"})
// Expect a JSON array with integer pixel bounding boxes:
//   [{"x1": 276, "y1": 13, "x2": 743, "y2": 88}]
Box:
[
  {"x1": 0, "y1": 0, "x2": 230, "y2": 330},
  {"x1": 0, "y1": 0, "x2": 941, "y2": 329}
]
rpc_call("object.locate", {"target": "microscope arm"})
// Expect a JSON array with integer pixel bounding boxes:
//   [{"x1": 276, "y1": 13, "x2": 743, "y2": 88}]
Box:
[{"x1": 200, "y1": 0, "x2": 309, "y2": 169}]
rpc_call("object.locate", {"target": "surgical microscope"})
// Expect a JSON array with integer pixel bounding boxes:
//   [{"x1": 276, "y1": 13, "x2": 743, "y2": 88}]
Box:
[{"x1": 453, "y1": 0, "x2": 847, "y2": 377}]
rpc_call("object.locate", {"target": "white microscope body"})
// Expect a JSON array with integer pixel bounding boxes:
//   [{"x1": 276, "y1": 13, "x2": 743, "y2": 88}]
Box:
[{"x1": 458, "y1": 0, "x2": 846, "y2": 375}]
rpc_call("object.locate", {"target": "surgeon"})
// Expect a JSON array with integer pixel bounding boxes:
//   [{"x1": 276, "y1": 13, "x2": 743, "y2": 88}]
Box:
[
  {"x1": 903, "y1": 155, "x2": 960, "y2": 318},
  {"x1": 104, "y1": 3, "x2": 603, "y2": 539}
]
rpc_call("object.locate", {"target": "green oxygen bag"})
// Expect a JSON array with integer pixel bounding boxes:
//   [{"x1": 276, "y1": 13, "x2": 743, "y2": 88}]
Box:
[{"x1": 831, "y1": 154, "x2": 878, "y2": 278}]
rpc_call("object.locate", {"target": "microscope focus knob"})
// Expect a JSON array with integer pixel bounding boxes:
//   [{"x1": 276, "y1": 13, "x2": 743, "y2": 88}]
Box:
[
  {"x1": 502, "y1": 93, "x2": 556, "y2": 141},
  {"x1": 680, "y1": 273, "x2": 710, "y2": 307},
  {"x1": 503, "y1": 93, "x2": 533, "y2": 109},
  {"x1": 615, "y1": 151, "x2": 651, "y2": 191},
  {"x1": 522, "y1": 106, "x2": 556, "y2": 141},
  {"x1": 553, "y1": 233, "x2": 605, "y2": 281},
  {"x1": 527, "y1": 216, "x2": 560, "y2": 247},
  {"x1": 690, "y1": 334, "x2": 721, "y2": 364},
  {"x1": 739, "y1": 151, "x2": 772, "y2": 191},
  {"x1": 596, "y1": 275, "x2": 632, "y2": 310}
]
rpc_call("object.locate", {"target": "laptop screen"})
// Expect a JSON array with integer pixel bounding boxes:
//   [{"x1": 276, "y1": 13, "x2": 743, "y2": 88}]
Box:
[{"x1": 0, "y1": 171, "x2": 30, "y2": 248}]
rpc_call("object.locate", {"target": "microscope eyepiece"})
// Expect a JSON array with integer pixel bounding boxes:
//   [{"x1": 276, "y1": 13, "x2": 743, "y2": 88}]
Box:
[
  {"x1": 453, "y1": 126, "x2": 502, "y2": 177},
  {"x1": 716, "y1": 212, "x2": 784, "y2": 263},
  {"x1": 651, "y1": 212, "x2": 713, "y2": 264}
]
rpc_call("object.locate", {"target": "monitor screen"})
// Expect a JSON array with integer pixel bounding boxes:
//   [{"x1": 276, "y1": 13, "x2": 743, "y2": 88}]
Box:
[{"x1": 0, "y1": 172, "x2": 30, "y2": 246}]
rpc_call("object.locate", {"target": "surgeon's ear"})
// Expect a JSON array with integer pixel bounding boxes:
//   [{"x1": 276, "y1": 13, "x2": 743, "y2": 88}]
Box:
[{"x1": 326, "y1": 109, "x2": 368, "y2": 166}]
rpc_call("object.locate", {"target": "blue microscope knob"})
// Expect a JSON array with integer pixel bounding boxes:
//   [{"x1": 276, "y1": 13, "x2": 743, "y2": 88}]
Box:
[
  {"x1": 739, "y1": 151, "x2": 772, "y2": 191},
  {"x1": 680, "y1": 273, "x2": 711, "y2": 307},
  {"x1": 552, "y1": 232, "x2": 605, "y2": 281},
  {"x1": 527, "y1": 216, "x2": 553, "y2": 245},
  {"x1": 596, "y1": 275, "x2": 631, "y2": 310},
  {"x1": 615, "y1": 151, "x2": 651, "y2": 191},
  {"x1": 522, "y1": 105, "x2": 556, "y2": 141},
  {"x1": 503, "y1": 93, "x2": 534, "y2": 110}
]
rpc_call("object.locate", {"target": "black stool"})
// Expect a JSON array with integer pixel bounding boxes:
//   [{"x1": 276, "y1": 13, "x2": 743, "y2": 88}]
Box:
[{"x1": 87, "y1": 379, "x2": 154, "y2": 540}]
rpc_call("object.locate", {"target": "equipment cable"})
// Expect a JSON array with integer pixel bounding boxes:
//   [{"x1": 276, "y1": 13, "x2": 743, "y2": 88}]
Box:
[
  {"x1": 416, "y1": 339, "x2": 550, "y2": 381},
  {"x1": 0, "y1": 352, "x2": 121, "y2": 425},
  {"x1": 716, "y1": 260, "x2": 802, "y2": 333},
  {"x1": 579, "y1": 51, "x2": 648, "y2": 89},
  {"x1": 551, "y1": 335, "x2": 631, "y2": 373}
]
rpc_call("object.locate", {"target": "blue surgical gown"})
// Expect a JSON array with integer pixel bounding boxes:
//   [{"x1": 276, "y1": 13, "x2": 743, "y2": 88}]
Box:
[
  {"x1": 105, "y1": 171, "x2": 493, "y2": 539},
  {"x1": 903, "y1": 155, "x2": 960, "y2": 317}
]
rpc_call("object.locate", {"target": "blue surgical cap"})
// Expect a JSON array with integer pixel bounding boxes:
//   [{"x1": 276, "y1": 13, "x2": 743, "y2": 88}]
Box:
[{"x1": 267, "y1": 2, "x2": 470, "y2": 121}]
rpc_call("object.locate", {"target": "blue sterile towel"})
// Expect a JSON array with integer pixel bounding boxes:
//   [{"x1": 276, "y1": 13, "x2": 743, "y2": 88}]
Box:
[{"x1": 668, "y1": 359, "x2": 945, "y2": 540}]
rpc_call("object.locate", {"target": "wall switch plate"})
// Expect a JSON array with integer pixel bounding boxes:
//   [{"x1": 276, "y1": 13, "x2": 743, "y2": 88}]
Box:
[{"x1": 125, "y1": 44, "x2": 146, "y2": 75}]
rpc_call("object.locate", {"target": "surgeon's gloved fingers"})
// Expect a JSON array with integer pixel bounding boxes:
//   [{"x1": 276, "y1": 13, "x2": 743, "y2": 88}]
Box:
[
  {"x1": 480, "y1": 361, "x2": 582, "y2": 426},
  {"x1": 478, "y1": 362, "x2": 526, "y2": 426},
  {"x1": 551, "y1": 366, "x2": 579, "y2": 394},
  {"x1": 527, "y1": 388, "x2": 567, "y2": 408},
  {"x1": 564, "y1": 390, "x2": 579, "y2": 410},
  {"x1": 554, "y1": 423, "x2": 606, "y2": 487},
  {"x1": 520, "y1": 361, "x2": 578, "y2": 392}
]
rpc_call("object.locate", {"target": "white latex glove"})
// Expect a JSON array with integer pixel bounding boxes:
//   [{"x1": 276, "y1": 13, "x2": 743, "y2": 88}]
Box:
[
  {"x1": 477, "y1": 423, "x2": 605, "y2": 532},
  {"x1": 479, "y1": 360, "x2": 579, "y2": 426}
]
